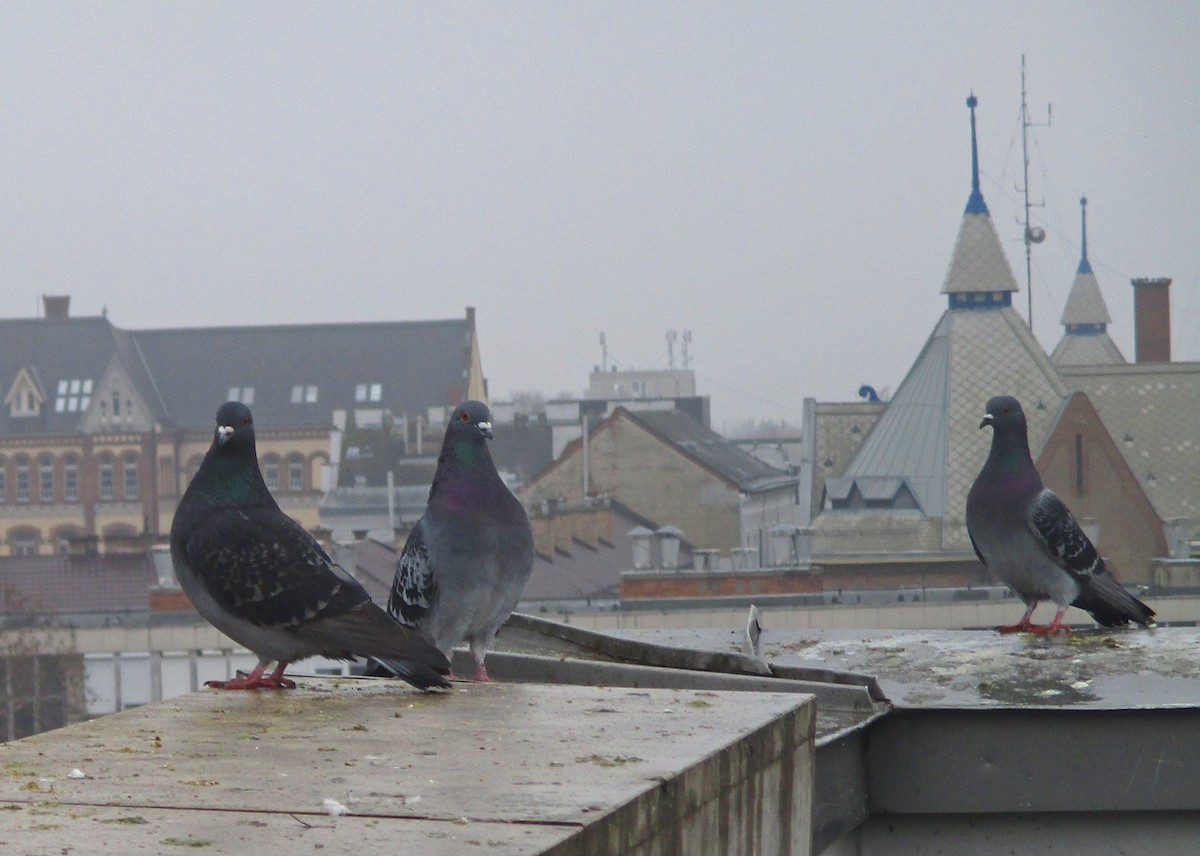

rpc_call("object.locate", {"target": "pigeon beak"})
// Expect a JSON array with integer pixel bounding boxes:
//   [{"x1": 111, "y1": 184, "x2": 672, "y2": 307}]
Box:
[
  {"x1": 217, "y1": 425, "x2": 235, "y2": 445},
  {"x1": 979, "y1": 414, "x2": 994, "y2": 429},
  {"x1": 478, "y1": 420, "x2": 494, "y2": 440}
]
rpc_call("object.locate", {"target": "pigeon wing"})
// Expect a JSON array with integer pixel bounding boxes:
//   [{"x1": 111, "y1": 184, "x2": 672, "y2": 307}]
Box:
[
  {"x1": 184, "y1": 506, "x2": 368, "y2": 629},
  {"x1": 1026, "y1": 488, "x2": 1100, "y2": 581},
  {"x1": 389, "y1": 518, "x2": 436, "y2": 628}
]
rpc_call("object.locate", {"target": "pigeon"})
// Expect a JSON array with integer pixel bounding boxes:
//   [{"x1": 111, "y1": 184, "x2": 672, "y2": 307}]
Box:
[
  {"x1": 170, "y1": 401, "x2": 451, "y2": 690},
  {"x1": 966, "y1": 395, "x2": 1155, "y2": 636},
  {"x1": 374, "y1": 400, "x2": 533, "y2": 682}
]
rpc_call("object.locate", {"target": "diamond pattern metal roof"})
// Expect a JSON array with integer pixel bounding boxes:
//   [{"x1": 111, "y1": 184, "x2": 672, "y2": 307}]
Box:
[
  {"x1": 1060, "y1": 269, "x2": 1114, "y2": 325},
  {"x1": 940, "y1": 213, "x2": 1020, "y2": 295},
  {"x1": 1059, "y1": 362, "x2": 1200, "y2": 523},
  {"x1": 1051, "y1": 331, "x2": 1127, "y2": 367}
]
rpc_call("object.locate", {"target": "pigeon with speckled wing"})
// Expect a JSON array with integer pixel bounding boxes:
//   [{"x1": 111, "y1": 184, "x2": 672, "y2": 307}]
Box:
[
  {"x1": 966, "y1": 395, "x2": 1155, "y2": 636},
  {"x1": 372, "y1": 400, "x2": 533, "y2": 682},
  {"x1": 170, "y1": 401, "x2": 450, "y2": 690}
]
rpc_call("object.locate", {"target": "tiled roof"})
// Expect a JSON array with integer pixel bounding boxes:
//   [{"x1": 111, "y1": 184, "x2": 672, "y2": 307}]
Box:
[
  {"x1": 1051, "y1": 331, "x2": 1127, "y2": 367},
  {"x1": 1059, "y1": 362, "x2": 1200, "y2": 523},
  {"x1": 1060, "y1": 269, "x2": 1114, "y2": 326},
  {"x1": 0, "y1": 554, "x2": 156, "y2": 616},
  {"x1": 940, "y1": 213, "x2": 1019, "y2": 295}
]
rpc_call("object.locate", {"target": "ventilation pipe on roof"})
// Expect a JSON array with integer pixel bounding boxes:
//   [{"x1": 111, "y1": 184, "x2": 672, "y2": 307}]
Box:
[{"x1": 1131, "y1": 277, "x2": 1172, "y2": 363}]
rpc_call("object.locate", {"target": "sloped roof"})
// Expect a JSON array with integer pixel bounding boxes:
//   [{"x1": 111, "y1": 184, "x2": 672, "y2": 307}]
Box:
[
  {"x1": 622, "y1": 408, "x2": 791, "y2": 492},
  {"x1": 1060, "y1": 269, "x2": 1114, "y2": 326},
  {"x1": 940, "y1": 212, "x2": 1020, "y2": 295},
  {"x1": 0, "y1": 313, "x2": 477, "y2": 435},
  {"x1": 1051, "y1": 330, "x2": 1127, "y2": 367},
  {"x1": 1059, "y1": 361, "x2": 1200, "y2": 523},
  {"x1": 839, "y1": 315, "x2": 948, "y2": 515},
  {"x1": 129, "y1": 318, "x2": 472, "y2": 430},
  {"x1": 827, "y1": 300, "x2": 1067, "y2": 548},
  {"x1": 0, "y1": 553, "x2": 156, "y2": 616},
  {"x1": 0, "y1": 316, "x2": 124, "y2": 435}
]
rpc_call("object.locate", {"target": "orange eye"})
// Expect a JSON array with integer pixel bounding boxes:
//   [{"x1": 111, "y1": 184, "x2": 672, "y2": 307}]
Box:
[
  {"x1": 243, "y1": 417, "x2": 251, "y2": 425},
  {"x1": 459, "y1": 410, "x2": 469, "y2": 422}
]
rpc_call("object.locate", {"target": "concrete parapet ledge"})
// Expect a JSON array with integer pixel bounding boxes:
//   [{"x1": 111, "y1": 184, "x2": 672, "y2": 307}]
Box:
[{"x1": 0, "y1": 678, "x2": 814, "y2": 855}]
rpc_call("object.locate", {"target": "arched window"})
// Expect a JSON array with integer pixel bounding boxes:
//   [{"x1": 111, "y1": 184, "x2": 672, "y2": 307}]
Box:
[
  {"x1": 39, "y1": 454, "x2": 55, "y2": 503},
  {"x1": 63, "y1": 455, "x2": 79, "y2": 502},
  {"x1": 287, "y1": 454, "x2": 305, "y2": 492},
  {"x1": 262, "y1": 455, "x2": 281, "y2": 491},
  {"x1": 98, "y1": 453, "x2": 114, "y2": 501},
  {"x1": 122, "y1": 451, "x2": 139, "y2": 500},
  {"x1": 15, "y1": 455, "x2": 30, "y2": 503},
  {"x1": 51, "y1": 525, "x2": 84, "y2": 556}
]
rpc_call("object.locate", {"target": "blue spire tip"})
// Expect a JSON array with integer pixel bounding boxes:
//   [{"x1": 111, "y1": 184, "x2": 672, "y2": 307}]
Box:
[
  {"x1": 1077, "y1": 195, "x2": 1092, "y2": 273},
  {"x1": 964, "y1": 92, "x2": 988, "y2": 215}
]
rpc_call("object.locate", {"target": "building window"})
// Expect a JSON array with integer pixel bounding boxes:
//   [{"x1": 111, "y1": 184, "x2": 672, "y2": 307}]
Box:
[
  {"x1": 63, "y1": 458, "x2": 78, "y2": 502},
  {"x1": 355, "y1": 383, "x2": 381, "y2": 403},
  {"x1": 290, "y1": 385, "x2": 319, "y2": 404},
  {"x1": 0, "y1": 457, "x2": 6, "y2": 503},
  {"x1": 287, "y1": 454, "x2": 304, "y2": 492},
  {"x1": 122, "y1": 452, "x2": 139, "y2": 500},
  {"x1": 228, "y1": 386, "x2": 255, "y2": 405},
  {"x1": 98, "y1": 455, "x2": 114, "y2": 501},
  {"x1": 263, "y1": 456, "x2": 280, "y2": 491},
  {"x1": 55, "y1": 379, "x2": 92, "y2": 414},
  {"x1": 39, "y1": 456, "x2": 54, "y2": 502},
  {"x1": 15, "y1": 457, "x2": 30, "y2": 503}
]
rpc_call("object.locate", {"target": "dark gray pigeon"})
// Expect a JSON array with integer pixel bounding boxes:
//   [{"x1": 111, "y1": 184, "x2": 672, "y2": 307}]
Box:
[
  {"x1": 374, "y1": 400, "x2": 533, "y2": 682},
  {"x1": 966, "y1": 395, "x2": 1155, "y2": 635},
  {"x1": 170, "y1": 401, "x2": 451, "y2": 690}
]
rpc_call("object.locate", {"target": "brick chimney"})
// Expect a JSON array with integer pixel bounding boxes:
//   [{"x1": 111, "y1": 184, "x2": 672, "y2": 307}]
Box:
[
  {"x1": 1131, "y1": 278, "x2": 1171, "y2": 362},
  {"x1": 42, "y1": 294, "x2": 70, "y2": 320}
]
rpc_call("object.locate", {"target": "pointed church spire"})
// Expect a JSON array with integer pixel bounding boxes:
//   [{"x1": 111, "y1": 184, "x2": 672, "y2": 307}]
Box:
[
  {"x1": 964, "y1": 93, "x2": 988, "y2": 215},
  {"x1": 1077, "y1": 196, "x2": 1092, "y2": 274}
]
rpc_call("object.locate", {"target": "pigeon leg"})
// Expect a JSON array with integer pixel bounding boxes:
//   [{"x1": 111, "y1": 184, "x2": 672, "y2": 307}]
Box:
[
  {"x1": 472, "y1": 662, "x2": 490, "y2": 682},
  {"x1": 206, "y1": 659, "x2": 297, "y2": 690},
  {"x1": 1031, "y1": 608, "x2": 1071, "y2": 637},
  {"x1": 997, "y1": 602, "x2": 1040, "y2": 634},
  {"x1": 469, "y1": 639, "x2": 492, "y2": 682}
]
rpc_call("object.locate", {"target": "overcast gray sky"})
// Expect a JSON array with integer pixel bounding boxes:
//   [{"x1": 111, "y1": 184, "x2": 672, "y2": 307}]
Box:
[{"x1": 2, "y1": 3, "x2": 1196, "y2": 432}]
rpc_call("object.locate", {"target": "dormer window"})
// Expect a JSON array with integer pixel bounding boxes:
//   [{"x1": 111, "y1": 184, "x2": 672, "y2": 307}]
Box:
[
  {"x1": 6, "y1": 368, "x2": 45, "y2": 418},
  {"x1": 291, "y1": 384, "x2": 318, "y2": 404},
  {"x1": 355, "y1": 382, "x2": 382, "y2": 403},
  {"x1": 54, "y1": 379, "x2": 93, "y2": 413}
]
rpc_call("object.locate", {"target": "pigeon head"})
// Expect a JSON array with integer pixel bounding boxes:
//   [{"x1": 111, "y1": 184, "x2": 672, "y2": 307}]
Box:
[
  {"x1": 979, "y1": 395, "x2": 1028, "y2": 439},
  {"x1": 447, "y1": 400, "x2": 494, "y2": 443},
  {"x1": 212, "y1": 401, "x2": 257, "y2": 454}
]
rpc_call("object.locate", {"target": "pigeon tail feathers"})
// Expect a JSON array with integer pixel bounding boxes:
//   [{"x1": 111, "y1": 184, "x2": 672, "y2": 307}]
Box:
[{"x1": 1071, "y1": 567, "x2": 1156, "y2": 628}]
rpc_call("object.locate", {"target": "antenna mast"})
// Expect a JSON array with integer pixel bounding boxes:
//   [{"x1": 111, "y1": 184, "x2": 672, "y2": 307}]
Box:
[{"x1": 1018, "y1": 54, "x2": 1051, "y2": 330}]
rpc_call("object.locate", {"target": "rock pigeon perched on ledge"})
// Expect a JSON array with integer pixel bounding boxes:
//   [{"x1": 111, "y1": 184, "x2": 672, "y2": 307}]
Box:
[
  {"x1": 373, "y1": 400, "x2": 533, "y2": 682},
  {"x1": 966, "y1": 395, "x2": 1155, "y2": 636},
  {"x1": 170, "y1": 401, "x2": 451, "y2": 690}
]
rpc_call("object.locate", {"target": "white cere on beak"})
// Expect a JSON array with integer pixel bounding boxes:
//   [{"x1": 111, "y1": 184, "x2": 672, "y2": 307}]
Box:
[
  {"x1": 478, "y1": 420, "x2": 493, "y2": 439},
  {"x1": 217, "y1": 425, "x2": 235, "y2": 443}
]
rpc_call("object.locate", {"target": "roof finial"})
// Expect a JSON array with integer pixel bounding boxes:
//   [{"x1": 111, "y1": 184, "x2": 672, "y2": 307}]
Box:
[
  {"x1": 964, "y1": 92, "x2": 988, "y2": 215},
  {"x1": 1077, "y1": 195, "x2": 1092, "y2": 274}
]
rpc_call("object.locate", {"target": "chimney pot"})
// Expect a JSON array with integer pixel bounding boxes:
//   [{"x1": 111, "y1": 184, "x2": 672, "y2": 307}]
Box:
[{"x1": 42, "y1": 294, "x2": 70, "y2": 320}]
